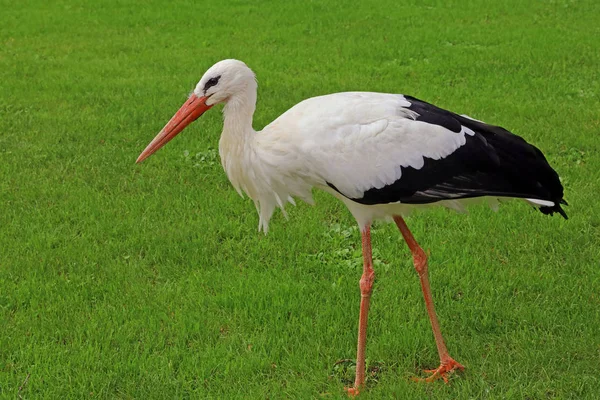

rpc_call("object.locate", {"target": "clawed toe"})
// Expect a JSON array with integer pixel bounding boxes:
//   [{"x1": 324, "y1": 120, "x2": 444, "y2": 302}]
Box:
[{"x1": 412, "y1": 358, "x2": 465, "y2": 383}]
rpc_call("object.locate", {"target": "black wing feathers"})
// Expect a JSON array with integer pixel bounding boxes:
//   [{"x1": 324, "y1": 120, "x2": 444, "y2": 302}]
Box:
[
  {"x1": 402, "y1": 95, "x2": 463, "y2": 133},
  {"x1": 342, "y1": 96, "x2": 567, "y2": 218}
]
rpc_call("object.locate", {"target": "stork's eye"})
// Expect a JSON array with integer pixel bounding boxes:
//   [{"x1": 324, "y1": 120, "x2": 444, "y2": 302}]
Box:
[{"x1": 204, "y1": 76, "x2": 221, "y2": 92}]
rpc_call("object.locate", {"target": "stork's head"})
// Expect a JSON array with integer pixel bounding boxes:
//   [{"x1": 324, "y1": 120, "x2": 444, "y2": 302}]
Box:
[{"x1": 136, "y1": 59, "x2": 255, "y2": 163}]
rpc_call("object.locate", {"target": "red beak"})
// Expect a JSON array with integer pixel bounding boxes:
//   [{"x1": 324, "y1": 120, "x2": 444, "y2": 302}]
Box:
[{"x1": 136, "y1": 94, "x2": 213, "y2": 163}]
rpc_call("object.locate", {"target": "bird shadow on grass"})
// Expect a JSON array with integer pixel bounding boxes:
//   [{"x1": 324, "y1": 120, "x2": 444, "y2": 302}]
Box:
[{"x1": 329, "y1": 358, "x2": 386, "y2": 389}]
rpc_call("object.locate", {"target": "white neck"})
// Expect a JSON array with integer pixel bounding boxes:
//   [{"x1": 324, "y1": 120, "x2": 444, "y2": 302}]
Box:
[
  {"x1": 222, "y1": 80, "x2": 257, "y2": 137},
  {"x1": 219, "y1": 80, "x2": 258, "y2": 197}
]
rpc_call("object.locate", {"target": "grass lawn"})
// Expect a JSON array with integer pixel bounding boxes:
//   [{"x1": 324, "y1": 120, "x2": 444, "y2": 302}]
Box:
[{"x1": 2, "y1": 0, "x2": 600, "y2": 398}]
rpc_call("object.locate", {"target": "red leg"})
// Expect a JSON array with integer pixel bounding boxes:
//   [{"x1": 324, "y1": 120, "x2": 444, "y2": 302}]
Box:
[
  {"x1": 393, "y1": 216, "x2": 464, "y2": 383},
  {"x1": 345, "y1": 225, "x2": 375, "y2": 396}
]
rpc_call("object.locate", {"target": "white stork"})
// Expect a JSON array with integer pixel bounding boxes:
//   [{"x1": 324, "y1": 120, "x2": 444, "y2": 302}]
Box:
[{"x1": 137, "y1": 59, "x2": 567, "y2": 395}]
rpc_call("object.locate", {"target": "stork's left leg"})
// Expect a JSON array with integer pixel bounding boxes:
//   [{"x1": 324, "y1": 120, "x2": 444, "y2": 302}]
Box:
[{"x1": 393, "y1": 215, "x2": 464, "y2": 383}]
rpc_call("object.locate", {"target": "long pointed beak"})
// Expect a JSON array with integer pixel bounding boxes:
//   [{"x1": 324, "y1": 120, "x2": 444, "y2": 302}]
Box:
[{"x1": 136, "y1": 94, "x2": 213, "y2": 163}]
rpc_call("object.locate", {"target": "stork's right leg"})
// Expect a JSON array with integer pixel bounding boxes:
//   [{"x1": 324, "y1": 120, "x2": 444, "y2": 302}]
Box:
[
  {"x1": 393, "y1": 215, "x2": 464, "y2": 383},
  {"x1": 345, "y1": 225, "x2": 375, "y2": 396}
]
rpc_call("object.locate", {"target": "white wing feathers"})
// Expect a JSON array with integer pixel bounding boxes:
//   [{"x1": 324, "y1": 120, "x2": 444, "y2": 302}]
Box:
[{"x1": 275, "y1": 92, "x2": 473, "y2": 199}]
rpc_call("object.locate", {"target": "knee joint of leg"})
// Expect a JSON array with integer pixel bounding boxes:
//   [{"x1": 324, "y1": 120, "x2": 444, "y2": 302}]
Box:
[
  {"x1": 413, "y1": 248, "x2": 428, "y2": 275},
  {"x1": 359, "y1": 268, "x2": 375, "y2": 296}
]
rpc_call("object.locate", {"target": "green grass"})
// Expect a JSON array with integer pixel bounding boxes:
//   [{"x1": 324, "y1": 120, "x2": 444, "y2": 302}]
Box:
[{"x1": 1, "y1": 0, "x2": 600, "y2": 398}]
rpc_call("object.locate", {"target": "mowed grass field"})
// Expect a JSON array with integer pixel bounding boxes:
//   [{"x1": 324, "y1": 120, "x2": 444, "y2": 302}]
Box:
[{"x1": 2, "y1": 0, "x2": 600, "y2": 398}]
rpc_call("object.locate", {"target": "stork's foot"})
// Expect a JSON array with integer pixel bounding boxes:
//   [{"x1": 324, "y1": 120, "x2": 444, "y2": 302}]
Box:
[
  {"x1": 344, "y1": 386, "x2": 360, "y2": 397},
  {"x1": 413, "y1": 358, "x2": 465, "y2": 383}
]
